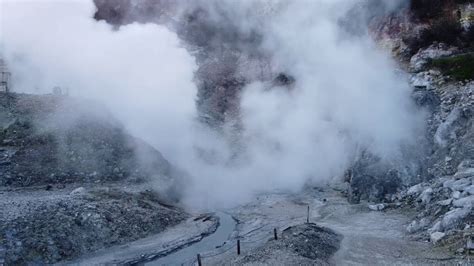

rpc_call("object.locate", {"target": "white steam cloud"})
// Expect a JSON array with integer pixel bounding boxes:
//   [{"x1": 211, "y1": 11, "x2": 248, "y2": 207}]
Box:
[{"x1": 0, "y1": 0, "x2": 423, "y2": 210}]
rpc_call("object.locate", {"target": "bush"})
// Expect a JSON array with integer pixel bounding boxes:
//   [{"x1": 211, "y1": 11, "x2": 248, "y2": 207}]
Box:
[
  {"x1": 428, "y1": 53, "x2": 474, "y2": 80},
  {"x1": 404, "y1": 17, "x2": 462, "y2": 55},
  {"x1": 410, "y1": 0, "x2": 445, "y2": 20}
]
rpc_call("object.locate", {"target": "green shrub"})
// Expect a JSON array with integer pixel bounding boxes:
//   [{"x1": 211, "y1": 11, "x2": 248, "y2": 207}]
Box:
[{"x1": 429, "y1": 53, "x2": 474, "y2": 80}]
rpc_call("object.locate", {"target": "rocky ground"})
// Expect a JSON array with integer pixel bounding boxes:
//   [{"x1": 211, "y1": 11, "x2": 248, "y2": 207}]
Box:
[
  {"x1": 72, "y1": 213, "x2": 218, "y2": 265},
  {"x1": 229, "y1": 223, "x2": 341, "y2": 266},
  {"x1": 0, "y1": 93, "x2": 189, "y2": 264},
  {"x1": 346, "y1": 2, "x2": 474, "y2": 254},
  {"x1": 193, "y1": 188, "x2": 468, "y2": 265}
]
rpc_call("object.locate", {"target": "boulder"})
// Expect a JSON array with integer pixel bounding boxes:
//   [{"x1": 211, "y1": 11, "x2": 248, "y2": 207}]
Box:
[
  {"x1": 440, "y1": 207, "x2": 471, "y2": 231},
  {"x1": 430, "y1": 231, "x2": 446, "y2": 244},
  {"x1": 453, "y1": 195, "x2": 474, "y2": 208},
  {"x1": 419, "y1": 188, "x2": 433, "y2": 204}
]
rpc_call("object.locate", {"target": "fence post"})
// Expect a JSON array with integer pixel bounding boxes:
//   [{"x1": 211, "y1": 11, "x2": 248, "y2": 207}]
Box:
[
  {"x1": 307, "y1": 205, "x2": 310, "y2": 223},
  {"x1": 197, "y1": 254, "x2": 202, "y2": 266},
  {"x1": 273, "y1": 228, "x2": 278, "y2": 240},
  {"x1": 237, "y1": 239, "x2": 241, "y2": 255}
]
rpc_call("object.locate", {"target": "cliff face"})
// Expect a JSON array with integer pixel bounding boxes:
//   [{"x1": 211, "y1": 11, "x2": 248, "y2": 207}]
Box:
[
  {"x1": 350, "y1": 2, "x2": 473, "y2": 249},
  {"x1": 370, "y1": 2, "x2": 473, "y2": 60}
]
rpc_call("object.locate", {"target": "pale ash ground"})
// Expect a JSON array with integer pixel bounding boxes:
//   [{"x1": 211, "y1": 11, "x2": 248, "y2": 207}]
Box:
[{"x1": 70, "y1": 186, "x2": 467, "y2": 265}]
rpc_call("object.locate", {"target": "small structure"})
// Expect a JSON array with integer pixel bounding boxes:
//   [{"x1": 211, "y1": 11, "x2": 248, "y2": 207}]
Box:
[{"x1": 0, "y1": 59, "x2": 11, "y2": 93}]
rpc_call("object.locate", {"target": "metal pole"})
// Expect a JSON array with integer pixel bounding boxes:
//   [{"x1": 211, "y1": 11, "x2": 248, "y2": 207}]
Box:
[
  {"x1": 197, "y1": 254, "x2": 202, "y2": 266},
  {"x1": 273, "y1": 228, "x2": 278, "y2": 240},
  {"x1": 237, "y1": 239, "x2": 241, "y2": 255}
]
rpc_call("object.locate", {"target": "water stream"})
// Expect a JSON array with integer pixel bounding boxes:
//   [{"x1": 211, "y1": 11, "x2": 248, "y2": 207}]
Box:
[{"x1": 145, "y1": 212, "x2": 236, "y2": 266}]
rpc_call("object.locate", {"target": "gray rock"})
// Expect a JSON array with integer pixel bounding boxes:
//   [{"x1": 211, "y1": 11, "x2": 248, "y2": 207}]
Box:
[
  {"x1": 368, "y1": 203, "x2": 385, "y2": 211},
  {"x1": 457, "y1": 160, "x2": 474, "y2": 171},
  {"x1": 70, "y1": 187, "x2": 86, "y2": 195},
  {"x1": 407, "y1": 218, "x2": 431, "y2": 233},
  {"x1": 440, "y1": 207, "x2": 471, "y2": 231},
  {"x1": 465, "y1": 185, "x2": 474, "y2": 195},
  {"x1": 453, "y1": 168, "x2": 474, "y2": 179},
  {"x1": 419, "y1": 188, "x2": 433, "y2": 204},
  {"x1": 430, "y1": 231, "x2": 446, "y2": 244},
  {"x1": 437, "y1": 198, "x2": 453, "y2": 206},
  {"x1": 444, "y1": 177, "x2": 472, "y2": 192},
  {"x1": 453, "y1": 196, "x2": 474, "y2": 208},
  {"x1": 453, "y1": 191, "x2": 462, "y2": 199},
  {"x1": 434, "y1": 108, "x2": 462, "y2": 148},
  {"x1": 407, "y1": 184, "x2": 424, "y2": 196}
]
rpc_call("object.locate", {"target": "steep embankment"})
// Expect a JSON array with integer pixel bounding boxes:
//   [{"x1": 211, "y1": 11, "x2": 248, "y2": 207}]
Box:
[
  {"x1": 350, "y1": 1, "x2": 474, "y2": 253},
  {"x1": 0, "y1": 93, "x2": 188, "y2": 264}
]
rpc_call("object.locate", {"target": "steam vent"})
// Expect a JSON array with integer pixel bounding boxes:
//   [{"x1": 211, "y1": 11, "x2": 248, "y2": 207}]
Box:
[{"x1": 0, "y1": 0, "x2": 473, "y2": 265}]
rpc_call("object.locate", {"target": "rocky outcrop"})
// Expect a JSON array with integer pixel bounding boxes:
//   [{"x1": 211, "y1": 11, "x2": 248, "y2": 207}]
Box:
[
  {"x1": 0, "y1": 93, "x2": 188, "y2": 264},
  {"x1": 0, "y1": 93, "x2": 179, "y2": 192},
  {"x1": 348, "y1": 0, "x2": 474, "y2": 205},
  {"x1": 0, "y1": 187, "x2": 187, "y2": 265},
  {"x1": 396, "y1": 160, "x2": 473, "y2": 249}
]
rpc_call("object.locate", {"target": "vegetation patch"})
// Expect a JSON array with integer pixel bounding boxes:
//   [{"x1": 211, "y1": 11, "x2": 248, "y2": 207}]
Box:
[{"x1": 428, "y1": 53, "x2": 474, "y2": 80}]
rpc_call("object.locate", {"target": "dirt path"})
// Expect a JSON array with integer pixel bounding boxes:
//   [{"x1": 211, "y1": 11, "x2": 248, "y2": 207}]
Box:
[
  {"x1": 201, "y1": 187, "x2": 464, "y2": 265},
  {"x1": 314, "y1": 190, "x2": 458, "y2": 265}
]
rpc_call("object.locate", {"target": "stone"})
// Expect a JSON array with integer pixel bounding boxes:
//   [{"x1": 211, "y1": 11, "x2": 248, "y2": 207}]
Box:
[
  {"x1": 467, "y1": 237, "x2": 474, "y2": 251},
  {"x1": 407, "y1": 218, "x2": 430, "y2": 233},
  {"x1": 368, "y1": 203, "x2": 385, "y2": 211},
  {"x1": 409, "y1": 43, "x2": 458, "y2": 72},
  {"x1": 70, "y1": 187, "x2": 85, "y2": 195},
  {"x1": 453, "y1": 168, "x2": 474, "y2": 179},
  {"x1": 449, "y1": 178, "x2": 471, "y2": 192},
  {"x1": 440, "y1": 207, "x2": 471, "y2": 231},
  {"x1": 407, "y1": 184, "x2": 424, "y2": 196},
  {"x1": 465, "y1": 185, "x2": 474, "y2": 195},
  {"x1": 428, "y1": 221, "x2": 442, "y2": 234},
  {"x1": 420, "y1": 188, "x2": 433, "y2": 204},
  {"x1": 458, "y1": 160, "x2": 474, "y2": 171},
  {"x1": 430, "y1": 232, "x2": 446, "y2": 244},
  {"x1": 437, "y1": 198, "x2": 453, "y2": 206},
  {"x1": 453, "y1": 191, "x2": 462, "y2": 199},
  {"x1": 452, "y1": 196, "x2": 474, "y2": 208}
]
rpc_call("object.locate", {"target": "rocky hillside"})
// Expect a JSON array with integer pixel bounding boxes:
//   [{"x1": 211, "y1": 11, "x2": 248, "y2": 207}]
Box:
[
  {"x1": 0, "y1": 93, "x2": 188, "y2": 264},
  {"x1": 349, "y1": 0, "x2": 474, "y2": 252}
]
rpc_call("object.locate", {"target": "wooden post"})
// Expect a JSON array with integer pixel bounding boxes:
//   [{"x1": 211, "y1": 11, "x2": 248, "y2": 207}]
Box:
[
  {"x1": 307, "y1": 205, "x2": 310, "y2": 223},
  {"x1": 273, "y1": 228, "x2": 278, "y2": 240},
  {"x1": 197, "y1": 254, "x2": 202, "y2": 266},
  {"x1": 237, "y1": 239, "x2": 241, "y2": 255}
]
